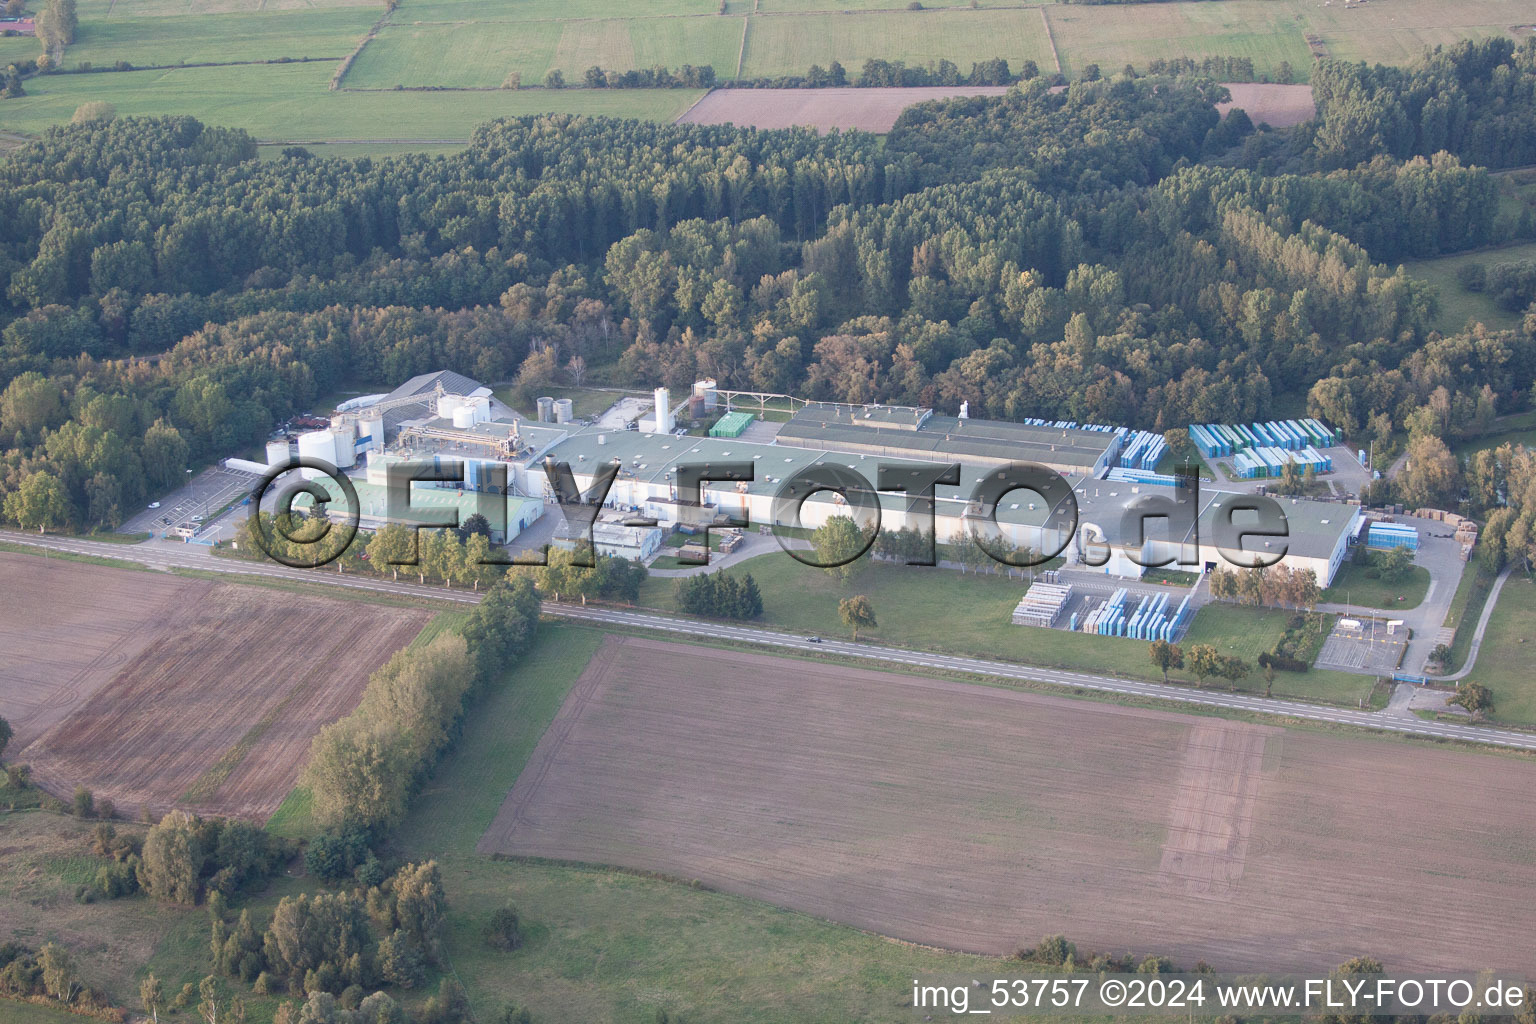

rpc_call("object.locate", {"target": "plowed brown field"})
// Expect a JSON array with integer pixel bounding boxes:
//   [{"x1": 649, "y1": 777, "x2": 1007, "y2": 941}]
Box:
[
  {"x1": 482, "y1": 635, "x2": 1536, "y2": 973},
  {"x1": 675, "y1": 83, "x2": 1313, "y2": 133},
  {"x1": 2, "y1": 552, "x2": 430, "y2": 820}
]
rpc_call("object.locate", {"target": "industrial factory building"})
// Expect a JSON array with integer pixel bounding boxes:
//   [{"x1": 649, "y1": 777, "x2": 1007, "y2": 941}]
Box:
[
  {"x1": 231, "y1": 370, "x2": 1358, "y2": 584},
  {"x1": 774, "y1": 401, "x2": 1122, "y2": 478},
  {"x1": 531, "y1": 419, "x2": 1360, "y2": 587}
]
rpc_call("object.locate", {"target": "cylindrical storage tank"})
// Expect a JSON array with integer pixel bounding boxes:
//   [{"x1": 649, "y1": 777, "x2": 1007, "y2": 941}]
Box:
[
  {"x1": 452, "y1": 405, "x2": 476, "y2": 429},
  {"x1": 359, "y1": 415, "x2": 384, "y2": 453},
  {"x1": 332, "y1": 428, "x2": 356, "y2": 469},
  {"x1": 469, "y1": 396, "x2": 491, "y2": 423},
  {"x1": 266, "y1": 440, "x2": 293, "y2": 468},
  {"x1": 694, "y1": 378, "x2": 718, "y2": 412},
  {"x1": 554, "y1": 398, "x2": 574, "y2": 423},
  {"x1": 537, "y1": 396, "x2": 555, "y2": 422},
  {"x1": 297, "y1": 429, "x2": 337, "y2": 479},
  {"x1": 437, "y1": 394, "x2": 462, "y2": 419},
  {"x1": 652, "y1": 387, "x2": 669, "y2": 431}
]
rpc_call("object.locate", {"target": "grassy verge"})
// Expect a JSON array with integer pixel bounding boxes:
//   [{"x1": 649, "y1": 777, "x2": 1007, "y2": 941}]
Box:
[
  {"x1": 409, "y1": 609, "x2": 472, "y2": 649},
  {"x1": 632, "y1": 553, "x2": 1376, "y2": 705},
  {"x1": 263, "y1": 785, "x2": 317, "y2": 840},
  {"x1": 88, "y1": 530, "x2": 152, "y2": 544},
  {"x1": 171, "y1": 564, "x2": 459, "y2": 611},
  {"x1": 1461, "y1": 573, "x2": 1536, "y2": 726},
  {"x1": 1321, "y1": 559, "x2": 1431, "y2": 610},
  {"x1": 0, "y1": 537, "x2": 151, "y2": 571},
  {"x1": 1441, "y1": 564, "x2": 1496, "y2": 672}
]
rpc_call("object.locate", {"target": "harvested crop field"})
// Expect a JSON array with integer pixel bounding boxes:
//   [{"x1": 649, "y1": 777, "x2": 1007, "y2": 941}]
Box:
[
  {"x1": 676, "y1": 85, "x2": 1008, "y2": 133},
  {"x1": 1220, "y1": 82, "x2": 1314, "y2": 128},
  {"x1": 1, "y1": 551, "x2": 430, "y2": 820},
  {"x1": 483, "y1": 636, "x2": 1536, "y2": 972},
  {"x1": 677, "y1": 82, "x2": 1311, "y2": 134}
]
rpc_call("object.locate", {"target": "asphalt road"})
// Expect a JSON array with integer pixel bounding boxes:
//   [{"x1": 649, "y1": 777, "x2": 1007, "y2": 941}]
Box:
[{"x1": 7, "y1": 531, "x2": 1536, "y2": 753}]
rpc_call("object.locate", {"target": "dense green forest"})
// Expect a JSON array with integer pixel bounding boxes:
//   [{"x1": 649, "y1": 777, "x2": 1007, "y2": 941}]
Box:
[{"x1": 1, "y1": 39, "x2": 1535, "y2": 541}]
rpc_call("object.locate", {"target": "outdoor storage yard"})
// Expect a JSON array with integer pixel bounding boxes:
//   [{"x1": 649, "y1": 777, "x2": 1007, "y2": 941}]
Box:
[
  {"x1": 0, "y1": 551, "x2": 430, "y2": 820},
  {"x1": 484, "y1": 635, "x2": 1536, "y2": 973}
]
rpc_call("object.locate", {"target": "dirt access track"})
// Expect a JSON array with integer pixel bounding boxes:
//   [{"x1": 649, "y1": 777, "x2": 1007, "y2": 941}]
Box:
[
  {"x1": 483, "y1": 635, "x2": 1536, "y2": 973},
  {"x1": 676, "y1": 83, "x2": 1313, "y2": 133},
  {"x1": 0, "y1": 551, "x2": 429, "y2": 820}
]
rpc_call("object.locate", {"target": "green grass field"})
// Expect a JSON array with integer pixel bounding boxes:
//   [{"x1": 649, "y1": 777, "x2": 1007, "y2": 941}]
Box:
[
  {"x1": 741, "y1": 8, "x2": 1054, "y2": 79},
  {"x1": 398, "y1": 0, "x2": 718, "y2": 21},
  {"x1": 348, "y1": 15, "x2": 743, "y2": 88},
  {"x1": 1045, "y1": 0, "x2": 1528, "y2": 78},
  {"x1": 1299, "y1": 0, "x2": 1532, "y2": 65},
  {"x1": 4, "y1": 0, "x2": 1529, "y2": 145},
  {"x1": 632, "y1": 553, "x2": 1375, "y2": 703},
  {"x1": 1321, "y1": 560, "x2": 1431, "y2": 611},
  {"x1": 1044, "y1": 0, "x2": 1311, "y2": 79},
  {"x1": 0, "y1": 63, "x2": 704, "y2": 142},
  {"x1": 1463, "y1": 573, "x2": 1536, "y2": 726},
  {"x1": 1403, "y1": 240, "x2": 1536, "y2": 334},
  {"x1": 63, "y1": 9, "x2": 375, "y2": 67}
]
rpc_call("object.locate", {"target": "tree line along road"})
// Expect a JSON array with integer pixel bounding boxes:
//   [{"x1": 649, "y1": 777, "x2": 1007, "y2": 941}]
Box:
[{"x1": 6, "y1": 531, "x2": 1535, "y2": 753}]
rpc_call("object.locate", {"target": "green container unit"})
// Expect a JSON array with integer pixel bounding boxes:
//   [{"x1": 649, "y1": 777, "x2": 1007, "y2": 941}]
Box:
[{"x1": 709, "y1": 411, "x2": 755, "y2": 438}]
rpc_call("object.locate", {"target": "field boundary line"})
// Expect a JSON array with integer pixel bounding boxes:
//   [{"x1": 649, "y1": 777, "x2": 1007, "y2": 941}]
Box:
[
  {"x1": 735, "y1": 14, "x2": 750, "y2": 79},
  {"x1": 332, "y1": 4, "x2": 393, "y2": 90},
  {"x1": 1039, "y1": 3, "x2": 1060, "y2": 74},
  {"x1": 51, "y1": 56, "x2": 346, "y2": 77},
  {"x1": 672, "y1": 88, "x2": 715, "y2": 124},
  {"x1": 475, "y1": 636, "x2": 622, "y2": 852},
  {"x1": 386, "y1": 3, "x2": 1039, "y2": 26}
]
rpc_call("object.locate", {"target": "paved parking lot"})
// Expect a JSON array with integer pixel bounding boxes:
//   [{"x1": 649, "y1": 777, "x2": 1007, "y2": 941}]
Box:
[
  {"x1": 1315, "y1": 617, "x2": 1408, "y2": 673},
  {"x1": 118, "y1": 466, "x2": 256, "y2": 540}
]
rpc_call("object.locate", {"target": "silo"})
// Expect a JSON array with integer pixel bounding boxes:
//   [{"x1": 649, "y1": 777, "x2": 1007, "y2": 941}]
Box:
[
  {"x1": 266, "y1": 440, "x2": 293, "y2": 468},
  {"x1": 437, "y1": 394, "x2": 463, "y2": 419},
  {"x1": 331, "y1": 426, "x2": 357, "y2": 469},
  {"x1": 554, "y1": 398, "x2": 574, "y2": 423},
  {"x1": 467, "y1": 395, "x2": 491, "y2": 423},
  {"x1": 452, "y1": 405, "x2": 476, "y2": 429},
  {"x1": 652, "y1": 387, "x2": 671, "y2": 432},
  {"x1": 537, "y1": 396, "x2": 555, "y2": 422},
  {"x1": 297, "y1": 429, "x2": 337, "y2": 480},
  {"x1": 358, "y1": 414, "x2": 384, "y2": 453}
]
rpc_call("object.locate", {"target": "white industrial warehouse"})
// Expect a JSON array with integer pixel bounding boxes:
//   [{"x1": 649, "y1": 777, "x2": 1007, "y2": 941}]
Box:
[{"x1": 230, "y1": 370, "x2": 1362, "y2": 586}]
